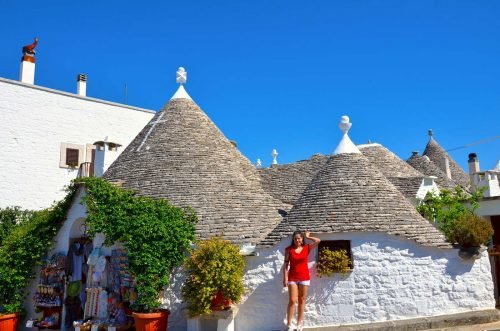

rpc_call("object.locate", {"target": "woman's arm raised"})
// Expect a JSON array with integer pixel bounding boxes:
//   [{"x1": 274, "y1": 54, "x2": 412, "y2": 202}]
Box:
[{"x1": 304, "y1": 231, "x2": 321, "y2": 250}]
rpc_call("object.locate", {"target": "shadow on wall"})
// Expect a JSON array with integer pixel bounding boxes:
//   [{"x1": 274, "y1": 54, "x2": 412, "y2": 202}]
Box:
[{"x1": 236, "y1": 249, "x2": 290, "y2": 331}]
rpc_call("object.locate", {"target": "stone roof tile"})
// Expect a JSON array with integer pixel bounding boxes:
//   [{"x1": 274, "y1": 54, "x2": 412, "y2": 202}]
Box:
[
  {"x1": 104, "y1": 98, "x2": 286, "y2": 245},
  {"x1": 261, "y1": 153, "x2": 450, "y2": 248}
]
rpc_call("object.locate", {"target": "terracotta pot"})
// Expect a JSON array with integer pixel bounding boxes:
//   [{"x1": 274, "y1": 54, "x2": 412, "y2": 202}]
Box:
[
  {"x1": 0, "y1": 313, "x2": 19, "y2": 331},
  {"x1": 133, "y1": 311, "x2": 169, "y2": 331},
  {"x1": 211, "y1": 289, "x2": 232, "y2": 311}
]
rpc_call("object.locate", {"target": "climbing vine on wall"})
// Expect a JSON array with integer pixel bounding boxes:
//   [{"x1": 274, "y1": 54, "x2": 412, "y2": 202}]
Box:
[
  {"x1": 79, "y1": 177, "x2": 197, "y2": 312},
  {"x1": 0, "y1": 184, "x2": 78, "y2": 314}
]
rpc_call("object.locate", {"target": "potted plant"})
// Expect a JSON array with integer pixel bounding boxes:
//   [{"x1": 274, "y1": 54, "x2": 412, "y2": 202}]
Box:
[
  {"x1": 449, "y1": 212, "x2": 493, "y2": 259},
  {"x1": 81, "y1": 177, "x2": 197, "y2": 331},
  {"x1": 316, "y1": 247, "x2": 351, "y2": 277},
  {"x1": 182, "y1": 237, "x2": 245, "y2": 317}
]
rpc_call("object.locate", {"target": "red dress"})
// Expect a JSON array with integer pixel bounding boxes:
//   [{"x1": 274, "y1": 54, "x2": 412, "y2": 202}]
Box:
[{"x1": 287, "y1": 244, "x2": 310, "y2": 281}]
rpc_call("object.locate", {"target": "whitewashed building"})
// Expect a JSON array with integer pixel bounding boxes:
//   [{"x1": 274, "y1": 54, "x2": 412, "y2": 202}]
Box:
[
  {"x1": 100, "y1": 72, "x2": 497, "y2": 330},
  {"x1": 0, "y1": 43, "x2": 154, "y2": 210}
]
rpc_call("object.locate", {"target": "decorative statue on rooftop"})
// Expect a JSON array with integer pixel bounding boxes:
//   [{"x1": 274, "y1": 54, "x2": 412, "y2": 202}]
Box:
[
  {"x1": 176, "y1": 67, "x2": 187, "y2": 85},
  {"x1": 22, "y1": 37, "x2": 38, "y2": 55}
]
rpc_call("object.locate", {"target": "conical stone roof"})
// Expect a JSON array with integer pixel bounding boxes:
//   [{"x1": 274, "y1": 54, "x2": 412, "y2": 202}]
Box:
[
  {"x1": 104, "y1": 96, "x2": 285, "y2": 245},
  {"x1": 261, "y1": 153, "x2": 450, "y2": 248},
  {"x1": 407, "y1": 153, "x2": 460, "y2": 191},
  {"x1": 258, "y1": 154, "x2": 328, "y2": 205},
  {"x1": 423, "y1": 137, "x2": 470, "y2": 189}
]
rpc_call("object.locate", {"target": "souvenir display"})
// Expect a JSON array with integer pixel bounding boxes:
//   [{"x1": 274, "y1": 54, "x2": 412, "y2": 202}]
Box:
[
  {"x1": 29, "y1": 240, "x2": 135, "y2": 330},
  {"x1": 31, "y1": 253, "x2": 66, "y2": 329}
]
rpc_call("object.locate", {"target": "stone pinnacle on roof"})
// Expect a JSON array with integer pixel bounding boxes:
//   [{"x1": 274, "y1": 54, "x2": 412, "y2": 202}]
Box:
[
  {"x1": 333, "y1": 115, "x2": 361, "y2": 155},
  {"x1": 272, "y1": 149, "x2": 278, "y2": 165},
  {"x1": 171, "y1": 67, "x2": 192, "y2": 100},
  {"x1": 256, "y1": 159, "x2": 262, "y2": 168}
]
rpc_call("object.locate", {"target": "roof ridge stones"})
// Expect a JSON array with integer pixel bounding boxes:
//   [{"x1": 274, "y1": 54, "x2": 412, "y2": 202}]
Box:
[
  {"x1": 104, "y1": 98, "x2": 286, "y2": 245},
  {"x1": 261, "y1": 153, "x2": 450, "y2": 248},
  {"x1": 423, "y1": 137, "x2": 470, "y2": 189}
]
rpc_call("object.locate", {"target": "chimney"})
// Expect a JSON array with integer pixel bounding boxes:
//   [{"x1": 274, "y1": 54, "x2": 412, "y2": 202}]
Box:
[
  {"x1": 93, "y1": 138, "x2": 122, "y2": 177},
  {"x1": 442, "y1": 157, "x2": 452, "y2": 179},
  {"x1": 77, "y1": 74, "x2": 87, "y2": 96},
  {"x1": 468, "y1": 153, "x2": 480, "y2": 188},
  {"x1": 19, "y1": 37, "x2": 38, "y2": 84}
]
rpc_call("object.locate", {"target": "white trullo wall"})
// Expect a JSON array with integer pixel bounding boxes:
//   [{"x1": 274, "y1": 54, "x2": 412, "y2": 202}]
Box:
[
  {"x1": 0, "y1": 78, "x2": 154, "y2": 210},
  {"x1": 235, "y1": 232, "x2": 495, "y2": 331}
]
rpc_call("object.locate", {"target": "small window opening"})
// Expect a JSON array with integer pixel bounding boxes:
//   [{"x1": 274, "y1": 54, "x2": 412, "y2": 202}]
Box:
[
  {"x1": 318, "y1": 240, "x2": 353, "y2": 270},
  {"x1": 66, "y1": 148, "x2": 80, "y2": 167}
]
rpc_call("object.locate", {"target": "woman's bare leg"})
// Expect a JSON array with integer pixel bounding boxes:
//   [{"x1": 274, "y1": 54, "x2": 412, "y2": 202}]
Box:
[
  {"x1": 287, "y1": 284, "x2": 298, "y2": 327},
  {"x1": 297, "y1": 284, "x2": 308, "y2": 327}
]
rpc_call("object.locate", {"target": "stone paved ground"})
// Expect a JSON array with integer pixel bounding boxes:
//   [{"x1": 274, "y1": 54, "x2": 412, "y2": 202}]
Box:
[{"x1": 425, "y1": 320, "x2": 500, "y2": 331}]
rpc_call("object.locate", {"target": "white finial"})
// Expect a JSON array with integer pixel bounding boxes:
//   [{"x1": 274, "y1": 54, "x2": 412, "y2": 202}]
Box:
[
  {"x1": 339, "y1": 115, "x2": 352, "y2": 134},
  {"x1": 171, "y1": 67, "x2": 192, "y2": 100},
  {"x1": 333, "y1": 115, "x2": 361, "y2": 155},
  {"x1": 176, "y1": 67, "x2": 187, "y2": 85},
  {"x1": 272, "y1": 149, "x2": 278, "y2": 165},
  {"x1": 256, "y1": 159, "x2": 262, "y2": 168}
]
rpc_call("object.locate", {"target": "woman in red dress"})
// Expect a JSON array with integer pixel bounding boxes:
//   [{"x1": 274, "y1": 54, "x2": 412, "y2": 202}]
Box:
[{"x1": 283, "y1": 230, "x2": 321, "y2": 331}]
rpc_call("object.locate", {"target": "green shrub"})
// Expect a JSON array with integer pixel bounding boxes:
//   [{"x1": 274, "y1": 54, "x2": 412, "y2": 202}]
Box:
[
  {"x1": 0, "y1": 185, "x2": 77, "y2": 314},
  {"x1": 182, "y1": 237, "x2": 245, "y2": 317},
  {"x1": 0, "y1": 207, "x2": 34, "y2": 248},
  {"x1": 316, "y1": 248, "x2": 351, "y2": 277},
  {"x1": 417, "y1": 187, "x2": 484, "y2": 239},
  {"x1": 449, "y1": 213, "x2": 493, "y2": 248}
]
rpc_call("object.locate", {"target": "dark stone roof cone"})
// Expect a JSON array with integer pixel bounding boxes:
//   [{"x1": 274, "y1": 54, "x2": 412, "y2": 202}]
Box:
[
  {"x1": 407, "y1": 153, "x2": 459, "y2": 191},
  {"x1": 358, "y1": 144, "x2": 426, "y2": 199},
  {"x1": 261, "y1": 118, "x2": 450, "y2": 248},
  {"x1": 423, "y1": 135, "x2": 470, "y2": 189},
  {"x1": 104, "y1": 96, "x2": 285, "y2": 245}
]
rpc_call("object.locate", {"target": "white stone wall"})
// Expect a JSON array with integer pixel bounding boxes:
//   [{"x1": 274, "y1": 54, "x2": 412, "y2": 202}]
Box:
[
  {"x1": 234, "y1": 232, "x2": 495, "y2": 331},
  {"x1": 0, "y1": 78, "x2": 154, "y2": 210}
]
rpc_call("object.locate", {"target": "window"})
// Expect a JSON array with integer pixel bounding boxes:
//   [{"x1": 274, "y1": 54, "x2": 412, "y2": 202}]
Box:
[
  {"x1": 318, "y1": 240, "x2": 353, "y2": 269},
  {"x1": 60, "y1": 143, "x2": 85, "y2": 168},
  {"x1": 65, "y1": 148, "x2": 79, "y2": 166}
]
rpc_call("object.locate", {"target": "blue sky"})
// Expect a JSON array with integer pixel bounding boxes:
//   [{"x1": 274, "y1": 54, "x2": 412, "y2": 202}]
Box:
[{"x1": 1, "y1": 0, "x2": 499, "y2": 171}]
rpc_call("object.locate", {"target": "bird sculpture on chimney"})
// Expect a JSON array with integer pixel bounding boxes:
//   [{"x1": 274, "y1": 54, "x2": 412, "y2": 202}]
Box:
[{"x1": 22, "y1": 37, "x2": 38, "y2": 55}]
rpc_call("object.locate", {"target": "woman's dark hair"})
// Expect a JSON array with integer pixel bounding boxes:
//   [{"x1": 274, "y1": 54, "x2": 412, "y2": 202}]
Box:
[{"x1": 289, "y1": 230, "x2": 305, "y2": 247}]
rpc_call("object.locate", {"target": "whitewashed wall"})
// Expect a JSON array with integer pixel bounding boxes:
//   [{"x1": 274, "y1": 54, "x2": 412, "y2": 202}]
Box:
[
  {"x1": 0, "y1": 78, "x2": 154, "y2": 210},
  {"x1": 234, "y1": 232, "x2": 495, "y2": 331}
]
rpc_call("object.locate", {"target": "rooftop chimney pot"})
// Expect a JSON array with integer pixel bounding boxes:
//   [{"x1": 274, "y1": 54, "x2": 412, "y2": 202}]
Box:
[{"x1": 76, "y1": 74, "x2": 87, "y2": 96}]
